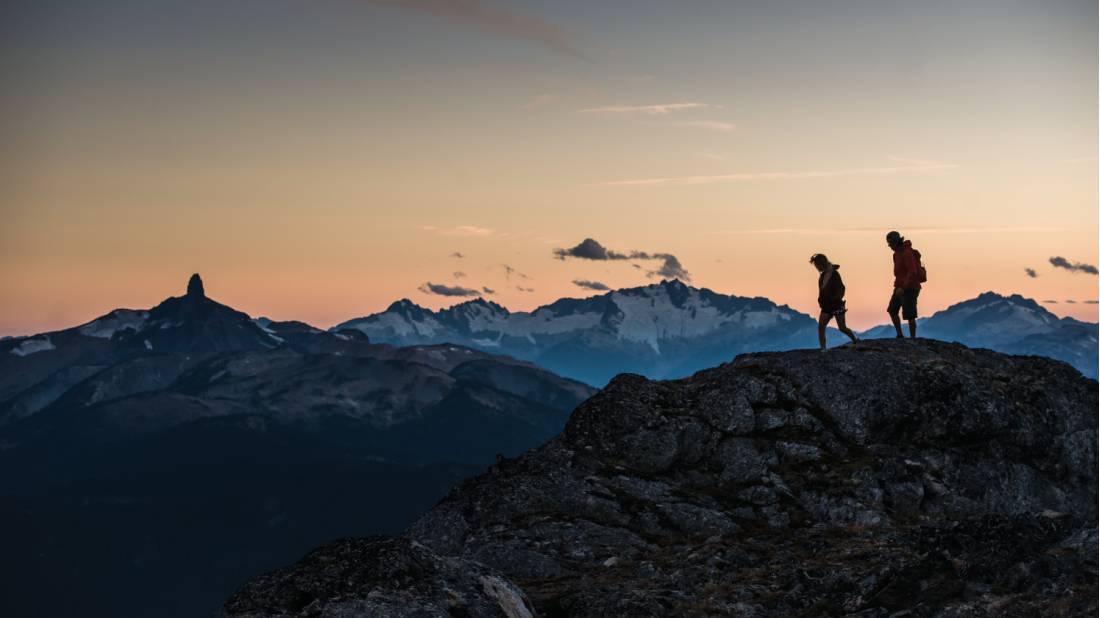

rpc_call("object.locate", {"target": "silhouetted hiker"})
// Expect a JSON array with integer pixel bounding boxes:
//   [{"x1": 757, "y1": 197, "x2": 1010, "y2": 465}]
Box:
[
  {"x1": 810, "y1": 254, "x2": 858, "y2": 350},
  {"x1": 886, "y1": 231, "x2": 924, "y2": 338}
]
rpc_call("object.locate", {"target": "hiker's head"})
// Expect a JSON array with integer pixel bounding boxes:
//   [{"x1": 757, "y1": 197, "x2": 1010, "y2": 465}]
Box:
[
  {"x1": 809, "y1": 253, "x2": 831, "y2": 272},
  {"x1": 886, "y1": 231, "x2": 904, "y2": 249}
]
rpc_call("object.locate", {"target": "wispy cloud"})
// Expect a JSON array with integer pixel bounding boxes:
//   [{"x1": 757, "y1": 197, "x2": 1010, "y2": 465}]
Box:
[
  {"x1": 710, "y1": 226, "x2": 1065, "y2": 236},
  {"x1": 418, "y1": 282, "x2": 481, "y2": 297},
  {"x1": 369, "y1": 0, "x2": 587, "y2": 61},
  {"x1": 482, "y1": 286, "x2": 495, "y2": 294},
  {"x1": 521, "y1": 93, "x2": 554, "y2": 110},
  {"x1": 579, "y1": 102, "x2": 717, "y2": 115},
  {"x1": 659, "y1": 120, "x2": 736, "y2": 132},
  {"x1": 887, "y1": 155, "x2": 947, "y2": 166},
  {"x1": 1085, "y1": 300, "x2": 1099, "y2": 304},
  {"x1": 502, "y1": 264, "x2": 531, "y2": 280},
  {"x1": 1050, "y1": 256, "x2": 1099, "y2": 275},
  {"x1": 599, "y1": 161, "x2": 958, "y2": 188},
  {"x1": 422, "y1": 225, "x2": 494, "y2": 237},
  {"x1": 572, "y1": 279, "x2": 610, "y2": 291},
  {"x1": 453, "y1": 271, "x2": 466, "y2": 279},
  {"x1": 450, "y1": 251, "x2": 465, "y2": 258},
  {"x1": 1025, "y1": 268, "x2": 1038, "y2": 278}
]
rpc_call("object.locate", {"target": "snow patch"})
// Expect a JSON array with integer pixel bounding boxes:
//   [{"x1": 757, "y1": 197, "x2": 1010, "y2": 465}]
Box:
[
  {"x1": 10, "y1": 336, "x2": 55, "y2": 356},
  {"x1": 252, "y1": 318, "x2": 286, "y2": 344},
  {"x1": 78, "y1": 310, "x2": 148, "y2": 338}
]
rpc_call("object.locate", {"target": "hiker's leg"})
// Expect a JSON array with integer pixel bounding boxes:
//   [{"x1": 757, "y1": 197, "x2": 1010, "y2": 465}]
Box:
[
  {"x1": 903, "y1": 289, "x2": 919, "y2": 338},
  {"x1": 818, "y1": 312, "x2": 831, "y2": 349},
  {"x1": 836, "y1": 313, "x2": 858, "y2": 342},
  {"x1": 888, "y1": 291, "x2": 903, "y2": 338}
]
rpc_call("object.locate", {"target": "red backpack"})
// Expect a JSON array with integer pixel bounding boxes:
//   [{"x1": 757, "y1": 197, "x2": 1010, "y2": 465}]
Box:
[{"x1": 913, "y1": 249, "x2": 928, "y2": 283}]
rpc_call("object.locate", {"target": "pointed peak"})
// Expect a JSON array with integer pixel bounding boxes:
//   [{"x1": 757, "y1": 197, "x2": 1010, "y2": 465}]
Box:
[
  {"x1": 451, "y1": 297, "x2": 509, "y2": 314},
  {"x1": 187, "y1": 273, "x2": 205, "y2": 298},
  {"x1": 386, "y1": 298, "x2": 427, "y2": 314}
]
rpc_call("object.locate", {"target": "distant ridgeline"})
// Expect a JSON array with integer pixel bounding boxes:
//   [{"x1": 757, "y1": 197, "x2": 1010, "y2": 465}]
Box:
[
  {"x1": 860, "y1": 292, "x2": 1098, "y2": 379},
  {"x1": 0, "y1": 275, "x2": 594, "y2": 618},
  {"x1": 336, "y1": 282, "x2": 1099, "y2": 382}
]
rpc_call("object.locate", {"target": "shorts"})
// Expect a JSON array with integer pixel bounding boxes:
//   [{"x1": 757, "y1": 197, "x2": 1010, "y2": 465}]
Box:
[
  {"x1": 820, "y1": 300, "x2": 847, "y2": 317},
  {"x1": 888, "y1": 287, "x2": 920, "y2": 320}
]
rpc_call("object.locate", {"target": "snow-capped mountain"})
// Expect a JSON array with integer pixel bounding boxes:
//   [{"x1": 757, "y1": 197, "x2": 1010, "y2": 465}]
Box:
[
  {"x1": 334, "y1": 279, "x2": 823, "y2": 385},
  {"x1": 861, "y1": 291, "x2": 1098, "y2": 378},
  {"x1": 0, "y1": 274, "x2": 283, "y2": 426},
  {"x1": 0, "y1": 274, "x2": 595, "y2": 618}
]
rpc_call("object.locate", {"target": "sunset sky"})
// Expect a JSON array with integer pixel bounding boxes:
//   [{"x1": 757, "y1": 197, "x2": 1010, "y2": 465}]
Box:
[{"x1": 2, "y1": 0, "x2": 1097, "y2": 336}]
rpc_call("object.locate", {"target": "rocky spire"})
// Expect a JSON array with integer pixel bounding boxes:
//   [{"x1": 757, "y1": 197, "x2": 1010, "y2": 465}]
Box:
[{"x1": 187, "y1": 273, "x2": 205, "y2": 298}]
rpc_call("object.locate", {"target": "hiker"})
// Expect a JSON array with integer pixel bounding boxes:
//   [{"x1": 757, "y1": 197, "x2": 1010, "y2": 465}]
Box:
[
  {"x1": 810, "y1": 254, "x2": 858, "y2": 350},
  {"x1": 886, "y1": 230, "x2": 923, "y2": 338}
]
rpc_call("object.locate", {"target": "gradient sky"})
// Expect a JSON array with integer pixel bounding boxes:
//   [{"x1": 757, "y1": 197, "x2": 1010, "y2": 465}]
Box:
[{"x1": 2, "y1": 0, "x2": 1097, "y2": 336}]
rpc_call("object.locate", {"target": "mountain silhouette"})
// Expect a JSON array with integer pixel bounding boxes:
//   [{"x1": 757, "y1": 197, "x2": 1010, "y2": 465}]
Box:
[{"x1": 0, "y1": 275, "x2": 595, "y2": 618}]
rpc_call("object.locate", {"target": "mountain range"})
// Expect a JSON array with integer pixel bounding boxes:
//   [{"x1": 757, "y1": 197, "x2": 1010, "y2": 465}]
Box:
[
  {"x1": 0, "y1": 275, "x2": 594, "y2": 618},
  {"x1": 861, "y1": 291, "x2": 1098, "y2": 378},
  {"x1": 336, "y1": 281, "x2": 1098, "y2": 382},
  {"x1": 336, "y1": 280, "x2": 832, "y2": 386}
]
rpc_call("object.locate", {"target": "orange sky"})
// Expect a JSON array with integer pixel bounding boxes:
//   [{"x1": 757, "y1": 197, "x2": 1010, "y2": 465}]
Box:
[{"x1": 1, "y1": 0, "x2": 1097, "y2": 336}]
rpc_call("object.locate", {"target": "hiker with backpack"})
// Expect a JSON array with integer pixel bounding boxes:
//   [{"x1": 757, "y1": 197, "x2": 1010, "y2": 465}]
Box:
[
  {"x1": 886, "y1": 231, "x2": 925, "y2": 338},
  {"x1": 810, "y1": 253, "x2": 859, "y2": 350}
]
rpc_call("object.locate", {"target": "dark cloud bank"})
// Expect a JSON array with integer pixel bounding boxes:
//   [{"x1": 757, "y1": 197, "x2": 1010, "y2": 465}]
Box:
[
  {"x1": 1049, "y1": 256, "x2": 1098, "y2": 275},
  {"x1": 553, "y1": 238, "x2": 691, "y2": 281},
  {"x1": 419, "y1": 282, "x2": 481, "y2": 297},
  {"x1": 572, "y1": 279, "x2": 610, "y2": 291}
]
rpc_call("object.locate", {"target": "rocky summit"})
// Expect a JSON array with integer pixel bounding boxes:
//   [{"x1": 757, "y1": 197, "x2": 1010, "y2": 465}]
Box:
[{"x1": 224, "y1": 339, "x2": 1098, "y2": 617}]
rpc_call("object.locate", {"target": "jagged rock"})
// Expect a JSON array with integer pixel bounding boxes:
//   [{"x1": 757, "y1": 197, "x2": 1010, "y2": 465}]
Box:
[
  {"x1": 221, "y1": 537, "x2": 535, "y2": 618},
  {"x1": 187, "y1": 273, "x2": 205, "y2": 297},
  {"x1": 226, "y1": 340, "x2": 1098, "y2": 617}
]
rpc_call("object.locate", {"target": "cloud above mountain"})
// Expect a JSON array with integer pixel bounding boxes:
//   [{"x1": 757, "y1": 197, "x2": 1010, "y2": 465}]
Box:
[
  {"x1": 572, "y1": 279, "x2": 610, "y2": 291},
  {"x1": 503, "y1": 264, "x2": 531, "y2": 280},
  {"x1": 418, "y1": 282, "x2": 481, "y2": 297},
  {"x1": 369, "y1": 0, "x2": 587, "y2": 61},
  {"x1": 553, "y1": 238, "x2": 691, "y2": 281},
  {"x1": 578, "y1": 102, "x2": 717, "y2": 115},
  {"x1": 1049, "y1": 256, "x2": 1099, "y2": 275}
]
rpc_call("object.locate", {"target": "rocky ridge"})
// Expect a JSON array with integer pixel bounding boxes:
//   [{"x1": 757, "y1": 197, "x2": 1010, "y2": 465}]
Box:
[{"x1": 225, "y1": 339, "x2": 1098, "y2": 617}]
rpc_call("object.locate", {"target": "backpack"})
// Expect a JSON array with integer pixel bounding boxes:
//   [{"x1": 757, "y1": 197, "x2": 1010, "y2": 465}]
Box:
[{"x1": 913, "y1": 249, "x2": 928, "y2": 283}]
